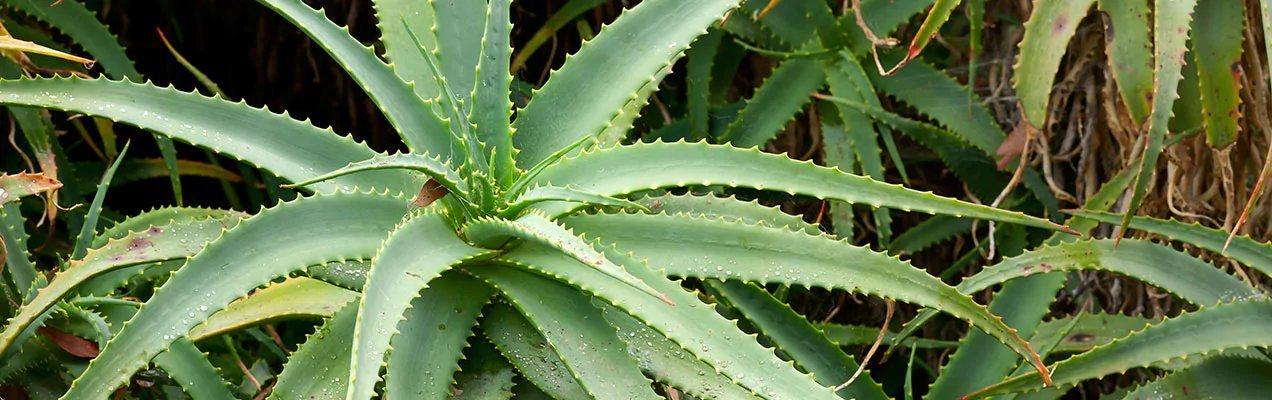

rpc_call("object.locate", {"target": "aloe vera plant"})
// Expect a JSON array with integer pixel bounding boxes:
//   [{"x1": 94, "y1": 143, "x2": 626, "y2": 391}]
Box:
[{"x1": 0, "y1": 0, "x2": 1269, "y2": 399}]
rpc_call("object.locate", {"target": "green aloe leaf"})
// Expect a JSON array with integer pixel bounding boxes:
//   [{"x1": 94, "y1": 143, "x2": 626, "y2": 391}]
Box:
[
  {"x1": 452, "y1": 335, "x2": 517, "y2": 400},
  {"x1": 482, "y1": 301, "x2": 589, "y2": 399},
  {"x1": 470, "y1": 0, "x2": 517, "y2": 188},
  {"x1": 966, "y1": 300, "x2": 1272, "y2": 398},
  {"x1": 2, "y1": 0, "x2": 138, "y2": 79},
  {"x1": 1191, "y1": 0, "x2": 1245, "y2": 149},
  {"x1": 629, "y1": 192, "x2": 817, "y2": 233},
  {"x1": 61, "y1": 190, "x2": 409, "y2": 399},
  {"x1": 1118, "y1": 356, "x2": 1272, "y2": 400},
  {"x1": 719, "y1": 58, "x2": 825, "y2": 148},
  {"x1": 512, "y1": 0, "x2": 741, "y2": 167},
  {"x1": 386, "y1": 273, "x2": 493, "y2": 400},
  {"x1": 596, "y1": 302, "x2": 763, "y2": 399},
  {"x1": 913, "y1": 165, "x2": 1138, "y2": 399},
  {"x1": 1118, "y1": 0, "x2": 1199, "y2": 239},
  {"x1": 706, "y1": 281, "x2": 890, "y2": 400},
  {"x1": 888, "y1": 215, "x2": 972, "y2": 255},
  {"x1": 285, "y1": 152, "x2": 464, "y2": 195},
  {"x1": 504, "y1": 185, "x2": 647, "y2": 217},
  {"x1": 533, "y1": 141, "x2": 1071, "y2": 233},
  {"x1": 252, "y1": 0, "x2": 456, "y2": 158},
  {"x1": 93, "y1": 207, "x2": 245, "y2": 248},
  {"x1": 0, "y1": 214, "x2": 243, "y2": 357},
  {"x1": 1028, "y1": 313, "x2": 1159, "y2": 354},
  {"x1": 347, "y1": 212, "x2": 492, "y2": 400},
  {"x1": 739, "y1": 0, "x2": 837, "y2": 48},
  {"x1": 71, "y1": 142, "x2": 130, "y2": 260},
  {"x1": 0, "y1": 203, "x2": 39, "y2": 299},
  {"x1": 474, "y1": 275, "x2": 659, "y2": 399},
  {"x1": 189, "y1": 277, "x2": 355, "y2": 341},
  {"x1": 370, "y1": 0, "x2": 439, "y2": 100},
  {"x1": 686, "y1": 29, "x2": 724, "y2": 141},
  {"x1": 80, "y1": 208, "x2": 247, "y2": 297},
  {"x1": 956, "y1": 239, "x2": 1258, "y2": 306},
  {"x1": 430, "y1": 0, "x2": 485, "y2": 108},
  {"x1": 153, "y1": 337, "x2": 235, "y2": 400},
  {"x1": 564, "y1": 211, "x2": 1051, "y2": 381},
  {"x1": 1014, "y1": 0, "x2": 1097, "y2": 127},
  {"x1": 463, "y1": 213, "x2": 670, "y2": 304},
  {"x1": 1097, "y1": 0, "x2": 1154, "y2": 123},
  {"x1": 825, "y1": 54, "x2": 895, "y2": 242},
  {"x1": 495, "y1": 246, "x2": 841, "y2": 399},
  {"x1": 1065, "y1": 210, "x2": 1272, "y2": 276},
  {"x1": 0, "y1": 78, "x2": 414, "y2": 193},
  {"x1": 869, "y1": 58, "x2": 1003, "y2": 155},
  {"x1": 270, "y1": 300, "x2": 358, "y2": 400},
  {"x1": 889, "y1": 0, "x2": 961, "y2": 71}
]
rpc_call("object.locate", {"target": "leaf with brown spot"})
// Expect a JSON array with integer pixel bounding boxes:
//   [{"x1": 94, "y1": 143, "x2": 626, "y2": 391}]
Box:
[{"x1": 0, "y1": 172, "x2": 62, "y2": 204}]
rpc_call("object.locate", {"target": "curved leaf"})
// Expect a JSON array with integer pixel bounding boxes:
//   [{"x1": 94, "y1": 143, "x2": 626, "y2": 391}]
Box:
[
  {"x1": 253, "y1": 0, "x2": 456, "y2": 157},
  {"x1": 0, "y1": 77, "x2": 414, "y2": 192},
  {"x1": 563, "y1": 211, "x2": 1051, "y2": 382},
  {"x1": 71, "y1": 142, "x2": 130, "y2": 260},
  {"x1": 686, "y1": 29, "x2": 724, "y2": 141},
  {"x1": 2, "y1": 0, "x2": 138, "y2": 79},
  {"x1": 370, "y1": 0, "x2": 439, "y2": 100},
  {"x1": 1065, "y1": 210, "x2": 1272, "y2": 277},
  {"x1": 285, "y1": 152, "x2": 465, "y2": 195},
  {"x1": 463, "y1": 213, "x2": 668, "y2": 304},
  {"x1": 1118, "y1": 356, "x2": 1272, "y2": 400},
  {"x1": 1118, "y1": 0, "x2": 1199, "y2": 239},
  {"x1": 597, "y1": 302, "x2": 763, "y2": 400},
  {"x1": 1191, "y1": 0, "x2": 1245, "y2": 148},
  {"x1": 719, "y1": 58, "x2": 824, "y2": 148},
  {"x1": 1029, "y1": 313, "x2": 1159, "y2": 354},
  {"x1": 504, "y1": 186, "x2": 648, "y2": 217},
  {"x1": 470, "y1": 0, "x2": 517, "y2": 187},
  {"x1": 152, "y1": 338, "x2": 235, "y2": 400},
  {"x1": 493, "y1": 247, "x2": 841, "y2": 399},
  {"x1": 818, "y1": 323, "x2": 957, "y2": 349},
  {"x1": 386, "y1": 273, "x2": 493, "y2": 400},
  {"x1": 1097, "y1": 0, "x2": 1154, "y2": 123},
  {"x1": 0, "y1": 215, "x2": 242, "y2": 357},
  {"x1": 915, "y1": 165, "x2": 1139, "y2": 399},
  {"x1": 957, "y1": 239, "x2": 1258, "y2": 305},
  {"x1": 475, "y1": 277, "x2": 658, "y2": 399},
  {"x1": 482, "y1": 303, "x2": 589, "y2": 400},
  {"x1": 707, "y1": 281, "x2": 890, "y2": 400},
  {"x1": 1014, "y1": 0, "x2": 1097, "y2": 127},
  {"x1": 430, "y1": 0, "x2": 485, "y2": 108},
  {"x1": 62, "y1": 190, "x2": 409, "y2": 399},
  {"x1": 512, "y1": 0, "x2": 741, "y2": 167},
  {"x1": 269, "y1": 300, "x2": 358, "y2": 400},
  {"x1": 629, "y1": 192, "x2": 817, "y2": 233},
  {"x1": 189, "y1": 277, "x2": 355, "y2": 341},
  {"x1": 966, "y1": 300, "x2": 1272, "y2": 398},
  {"x1": 0, "y1": 203, "x2": 39, "y2": 299},
  {"x1": 532, "y1": 141, "x2": 1071, "y2": 232},
  {"x1": 0, "y1": 172, "x2": 60, "y2": 204},
  {"x1": 347, "y1": 212, "x2": 491, "y2": 400},
  {"x1": 94, "y1": 207, "x2": 245, "y2": 248}
]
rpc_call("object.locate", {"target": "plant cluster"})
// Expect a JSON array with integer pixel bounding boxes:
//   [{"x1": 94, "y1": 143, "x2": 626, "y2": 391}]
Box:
[{"x1": 0, "y1": 0, "x2": 1268, "y2": 399}]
